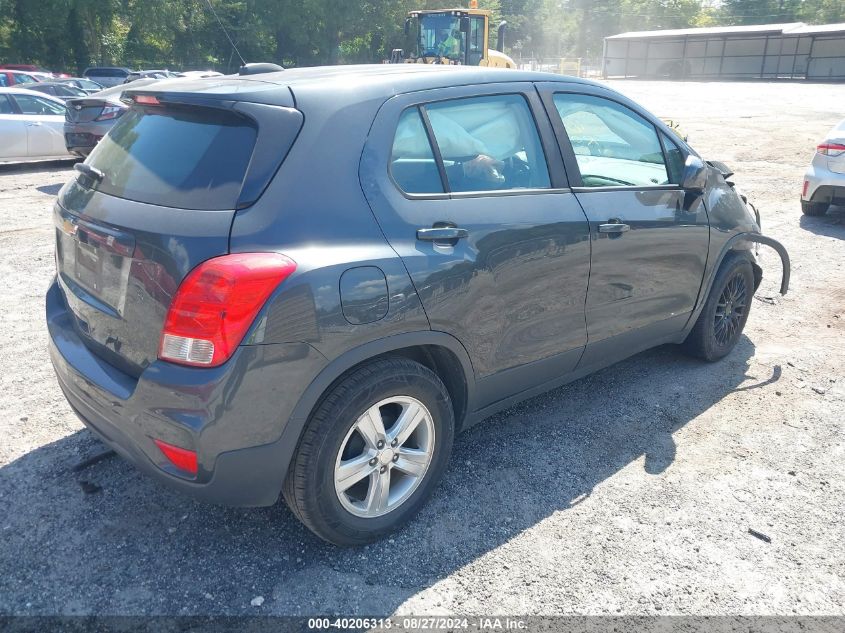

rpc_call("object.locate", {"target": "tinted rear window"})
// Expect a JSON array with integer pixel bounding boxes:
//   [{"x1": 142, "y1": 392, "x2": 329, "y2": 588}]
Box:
[
  {"x1": 85, "y1": 106, "x2": 257, "y2": 210},
  {"x1": 86, "y1": 68, "x2": 128, "y2": 78}
]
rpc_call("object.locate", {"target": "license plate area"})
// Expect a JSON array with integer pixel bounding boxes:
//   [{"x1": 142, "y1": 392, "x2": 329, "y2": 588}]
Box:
[
  {"x1": 74, "y1": 239, "x2": 103, "y2": 292},
  {"x1": 56, "y1": 210, "x2": 135, "y2": 317}
]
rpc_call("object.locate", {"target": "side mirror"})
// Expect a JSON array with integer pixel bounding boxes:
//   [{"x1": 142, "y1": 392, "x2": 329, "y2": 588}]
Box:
[
  {"x1": 682, "y1": 155, "x2": 707, "y2": 192},
  {"x1": 404, "y1": 17, "x2": 411, "y2": 37}
]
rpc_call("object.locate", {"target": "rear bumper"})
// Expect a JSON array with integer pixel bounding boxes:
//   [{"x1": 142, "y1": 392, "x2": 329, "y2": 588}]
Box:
[
  {"x1": 63, "y1": 121, "x2": 114, "y2": 155},
  {"x1": 803, "y1": 162, "x2": 845, "y2": 203},
  {"x1": 64, "y1": 132, "x2": 101, "y2": 156},
  {"x1": 47, "y1": 279, "x2": 327, "y2": 506}
]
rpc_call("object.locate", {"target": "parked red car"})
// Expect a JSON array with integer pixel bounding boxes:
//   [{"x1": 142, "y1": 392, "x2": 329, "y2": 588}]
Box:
[
  {"x1": 0, "y1": 64, "x2": 52, "y2": 74},
  {"x1": 0, "y1": 70, "x2": 43, "y2": 87}
]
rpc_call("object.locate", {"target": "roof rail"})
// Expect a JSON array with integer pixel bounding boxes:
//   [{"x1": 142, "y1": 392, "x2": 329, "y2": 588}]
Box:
[{"x1": 239, "y1": 63, "x2": 284, "y2": 76}]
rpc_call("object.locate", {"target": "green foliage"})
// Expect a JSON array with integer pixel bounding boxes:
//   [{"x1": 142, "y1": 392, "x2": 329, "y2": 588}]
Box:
[
  {"x1": 0, "y1": 0, "x2": 841, "y2": 72},
  {"x1": 719, "y1": 0, "x2": 802, "y2": 25}
]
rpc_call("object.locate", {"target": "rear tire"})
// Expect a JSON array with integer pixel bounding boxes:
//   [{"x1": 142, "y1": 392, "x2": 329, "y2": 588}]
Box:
[
  {"x1": 683, "y1": 255, "x2": 754, "y2": 362},
  {"x1": 283, "y1": 357, "x2": 454, "y2": 546},
  {"x1": 801, "y1": 200, "x2": 829, "y2": 216}
]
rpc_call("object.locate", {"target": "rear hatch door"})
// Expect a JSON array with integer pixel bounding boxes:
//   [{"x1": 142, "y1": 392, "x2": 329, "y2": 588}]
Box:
[
  {"x1": 56, "y1": 82, "x2": 302, "y2": 375},
  {"x1": 64, "y1": 96, "x2": 111, "y2": 123}
]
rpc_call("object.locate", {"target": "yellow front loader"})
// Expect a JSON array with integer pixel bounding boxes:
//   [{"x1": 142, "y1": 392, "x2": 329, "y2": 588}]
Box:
[{"x1": 390, "y1": 1, "x2": 516, "y2": 69}]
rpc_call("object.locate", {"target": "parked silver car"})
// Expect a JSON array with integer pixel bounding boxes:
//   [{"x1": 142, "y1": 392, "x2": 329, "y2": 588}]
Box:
[
  {"x1": 0, "y1": 87, "x2": 71, "y2": 163},
  {"x1": 802, "y1": 118, "x2": 845, "y2": 216}
]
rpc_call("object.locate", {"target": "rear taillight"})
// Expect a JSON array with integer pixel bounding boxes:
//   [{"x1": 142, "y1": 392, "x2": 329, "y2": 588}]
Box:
[
  {"x1": 158, "y1": 253, "x2": 296, "y2": 368},
  {"x1": 154, "y1": 439, "x2": 198, "y2": 475},
  {"x1": 817, "y1": 143, "x2": 845, "y2": 157},
  {"x1": 802, "y1": 181, "x2": 809, "y2": 197},
  {"x1": 94, "y1": 104, "x2": 125, "y2": 121}
]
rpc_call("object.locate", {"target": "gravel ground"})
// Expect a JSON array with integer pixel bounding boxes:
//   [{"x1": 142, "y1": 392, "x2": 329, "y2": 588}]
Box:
[{"x1": 0, "y1": 81, "x2": 843, "y2": 617}]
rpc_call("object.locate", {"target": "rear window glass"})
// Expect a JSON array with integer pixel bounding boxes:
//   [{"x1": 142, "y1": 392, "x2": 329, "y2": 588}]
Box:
[
  {"x1": 86, "y1": 68, "x2": 127, "y2": 78},
  {"x1": 85, "y1": 106, "x2": 257, "y2": 210}
]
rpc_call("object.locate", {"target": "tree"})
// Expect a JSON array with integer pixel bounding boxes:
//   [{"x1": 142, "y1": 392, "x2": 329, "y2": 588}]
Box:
[
  {"x1": 11, "y1": 0, "x2": 839, "y2": 73},
  {"x1": 719, "y1": 0, "x2": 802, "y2": 25}
]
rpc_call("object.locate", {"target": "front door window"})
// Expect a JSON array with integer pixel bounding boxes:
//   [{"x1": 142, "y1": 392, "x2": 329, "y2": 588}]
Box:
[{"x1": 553, "y1": 93, "x2": 670, "y2": 187}]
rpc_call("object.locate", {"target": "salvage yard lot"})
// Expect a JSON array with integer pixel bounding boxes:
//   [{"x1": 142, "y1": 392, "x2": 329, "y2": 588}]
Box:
[{"x1": 0, "y1": 80, "x2": 843, "y2": 616}]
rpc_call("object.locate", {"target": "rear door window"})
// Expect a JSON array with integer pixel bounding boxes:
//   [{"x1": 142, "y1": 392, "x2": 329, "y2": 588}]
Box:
[
  {"x1": 85, "y1": 105, "x2": 257, "y2": 210},
  {"x1": 390, "y1": 93, "x2": 551, "y2": 195},
  {"x1": 553, "y1": 93, "x2": 670, "y2": 187},
  {"x1": 427, "y1": 94, "x2": 551, "y2": 193}
]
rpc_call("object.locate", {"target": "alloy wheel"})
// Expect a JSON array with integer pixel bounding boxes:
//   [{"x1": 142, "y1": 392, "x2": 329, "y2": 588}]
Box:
[
  {"x1": 334, "y1": 396, "x2": 436, "y2": 518},
  {"x1": 714, "y1": 273, "x2": 748, "y2": 346}
]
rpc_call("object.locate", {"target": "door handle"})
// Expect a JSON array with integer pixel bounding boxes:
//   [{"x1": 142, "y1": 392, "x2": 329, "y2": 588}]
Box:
[
  {"x1": 26, "y1": 122, "x2": 42, "y2": 127},
  {"x1": 598, "y1": 222, "x2": 630, "y2": 234},
  {"x1": 416, "y1": 227, "x2": 469, "y2": 242}
]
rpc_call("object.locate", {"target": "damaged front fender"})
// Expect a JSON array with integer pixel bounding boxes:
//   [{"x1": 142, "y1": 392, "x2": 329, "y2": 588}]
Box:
[
  {"x1": 730, "y1": 232, "x2": 791, "y2": 296},
  {"x1": 744, "y1": 233, "x2": 791, "y2": 295}
]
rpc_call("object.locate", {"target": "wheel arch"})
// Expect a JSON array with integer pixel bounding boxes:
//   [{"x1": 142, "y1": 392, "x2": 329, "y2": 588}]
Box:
[
  {"x1": 684, "y1": 231, "x2": 789, "y2": 337},
  {"x1": 272, "y1": 332, "x2": 476, "y2": 495}
]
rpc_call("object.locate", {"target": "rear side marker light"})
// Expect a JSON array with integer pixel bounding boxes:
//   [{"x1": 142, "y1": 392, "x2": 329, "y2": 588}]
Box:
[
  {"x1": 802, "y1": 181, "x2": 809, "y2": 197},
  {"x1": 817, "y1": 143, "x2": 845, "y2": 157},
  {"x1": 154, "y1": 439, "x2": 198, "y2": 475},
  {"x1": 158, "y1": 253, "x2": 296, "y2": 368}
]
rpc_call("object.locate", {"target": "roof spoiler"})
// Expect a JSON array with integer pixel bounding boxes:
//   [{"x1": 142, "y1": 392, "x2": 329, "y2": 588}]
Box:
[{"x1": 239, "y1": 63, "x2": 284, "y2": 76}]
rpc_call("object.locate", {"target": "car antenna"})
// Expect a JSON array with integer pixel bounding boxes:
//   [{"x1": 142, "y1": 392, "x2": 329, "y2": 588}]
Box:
[{"x1": 202, "y1": 0, "x2": 246, "y2": 67}]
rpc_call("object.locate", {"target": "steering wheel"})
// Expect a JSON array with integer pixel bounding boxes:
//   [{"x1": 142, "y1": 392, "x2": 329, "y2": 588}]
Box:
[{"x1": 502, "y1": 155, "x2": 531, "y2": 188}]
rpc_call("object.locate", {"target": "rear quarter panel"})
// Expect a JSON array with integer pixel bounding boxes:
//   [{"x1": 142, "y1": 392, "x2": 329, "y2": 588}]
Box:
[{"x1": 229, "y1": 84, "x2": 431, "y2": 359}]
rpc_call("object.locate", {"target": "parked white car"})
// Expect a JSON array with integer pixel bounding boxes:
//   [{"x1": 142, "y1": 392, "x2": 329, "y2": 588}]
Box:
[
  {"x1": 0, "y1": 87, "x2": 72, "y2": 163},
  {"x1": 802, "y1": 118, "x2": 845, "y2": 216}
]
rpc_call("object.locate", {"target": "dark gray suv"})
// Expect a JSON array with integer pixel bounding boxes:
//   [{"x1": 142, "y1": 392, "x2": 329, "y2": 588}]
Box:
[{"x1": 47, "y1": 65, "x2": 790, "y2": 545}]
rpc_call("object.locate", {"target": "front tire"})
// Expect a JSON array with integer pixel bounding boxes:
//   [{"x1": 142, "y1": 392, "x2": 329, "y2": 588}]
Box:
[
  {"x1": 801, "y1": 200, "x2": 829, "y2": 216},
  {"x1": 683, "y1": 255, "x2": 754, "y2": 361},
  {"x1": 283, "y1": 357, "x2": 454, "y2": 546}
]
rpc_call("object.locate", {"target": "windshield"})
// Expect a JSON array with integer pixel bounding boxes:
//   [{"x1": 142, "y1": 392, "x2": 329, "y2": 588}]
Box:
[{"x1": 418, "y1": 14, "x2": 465, "y2": 61}]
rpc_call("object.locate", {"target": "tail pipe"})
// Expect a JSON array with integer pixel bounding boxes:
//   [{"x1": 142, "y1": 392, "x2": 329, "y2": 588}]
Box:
[{"x1": 746, "y1": 233, "x2": 791, "y2": 295}]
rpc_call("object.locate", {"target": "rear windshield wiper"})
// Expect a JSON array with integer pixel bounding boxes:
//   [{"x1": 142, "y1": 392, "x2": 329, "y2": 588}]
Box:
[{"x1": 74, "y1": 163, "x2": 105, "y2": 182}]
